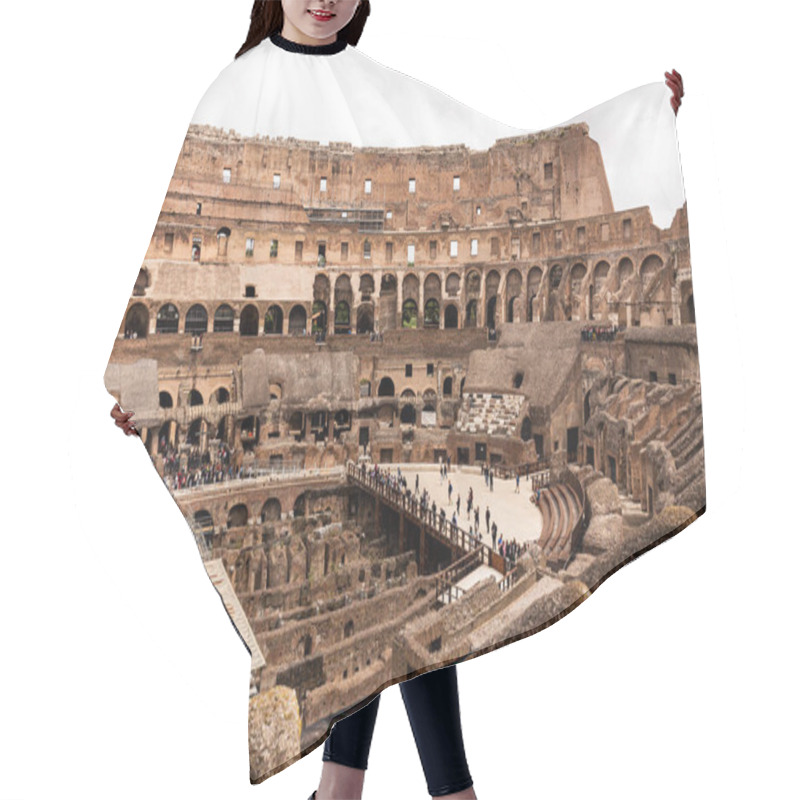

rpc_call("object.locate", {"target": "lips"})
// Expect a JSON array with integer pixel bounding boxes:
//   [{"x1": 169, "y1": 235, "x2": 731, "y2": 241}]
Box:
[{"x1": 308, "y1": 9, "x2": 335, "y2": 21}]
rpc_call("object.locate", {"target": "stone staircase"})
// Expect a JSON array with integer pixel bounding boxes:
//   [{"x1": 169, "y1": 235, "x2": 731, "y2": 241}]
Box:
[{"x1": 455, "y1": 392, "x2": 525, "y2": 436}]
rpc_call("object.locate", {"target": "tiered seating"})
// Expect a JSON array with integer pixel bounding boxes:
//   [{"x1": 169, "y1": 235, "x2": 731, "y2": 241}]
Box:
[
  {"x1": 455, "y1": 392, "x2": 525, "y2": 436},
  {"x1": 536, "y1": 483, "x2": 583, "y2": 568}
]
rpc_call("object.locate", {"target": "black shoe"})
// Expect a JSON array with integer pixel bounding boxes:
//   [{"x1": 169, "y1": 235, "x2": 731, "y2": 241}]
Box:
[{"x1": 307, "y1": 792, "x2": 316, "y2": 800}]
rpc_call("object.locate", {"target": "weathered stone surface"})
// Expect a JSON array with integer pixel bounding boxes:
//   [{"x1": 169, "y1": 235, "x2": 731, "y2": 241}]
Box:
[{"x1": 248, "y1": 685, "x2": 301, "y2": 783}]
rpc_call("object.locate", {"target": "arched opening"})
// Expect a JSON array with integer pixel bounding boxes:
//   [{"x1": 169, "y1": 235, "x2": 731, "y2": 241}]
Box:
[
  {"x1": 513, "y1": 372, "x2": 524, "y2": 389},
  {"x1": 334, "y1": 300, "x2": 351, "y2": 334},
  {"x1": 188, "y1": 389, "x2": 203, "y2": 407},
  {"x1": 194, "y1": 510, "x2": 214, "y2": 534},
  {"x1": 187, "y1": 418, "x2": 203, "y2": 445},
  {"x1": 311, "y1": 300, "x2": 327, "y2": 335},
  {"x1": 521, "y1": 417, "x2": 533, "y2": 441},
  {"x1": 227, "y1": 504, "x2": 248, "y2": 528},
  {"x1": 618, "y1": 257, "x2": 634, "y2": 285},
  {"x1": 185, "y1": 304, "x2": 208, "y2": 335},
  {"x1": 444, "y1": 304, "x2": 459, "y2": 329},
  {"x1": 288, "y1": 305, "x2": 307, "y2": 335},
  {"x1": 402, "y1": 299, "x2": 418, "y2": 329},
  {"x1": 378, "y1": 377, "x2": 395, "y2": 397},
  {"x1": 261, "y1": 498, "x2": 281, "y2": 522},
  {"x1": 214, "y1": 387, "x2": 230, "y2": 404},
  {"x1": 216, "y1": 227, "x2": 231, "y2": 257},
  {"x1": 443, "y1": 377, "x2": 453, "y2": 396},
  {"x1": 213, "y1": 304, "x2": 235, "y2": 333},
  {"x1": 445, "y1": 272, "x2": 461, "y2": 296},
  {"x1": 241, "y1": 415, "x2": 260, "y2": 447},
  {"x1": 159, "y1": 391, "x2": 173, "y2": 409},
  {"x1": 293, "y1": 494, "x2": 307, "y2": 518},
  {"x1": 465, "y1": 299, "x2": 478, "y2": 328},
  {"x1": 356, "y1": 304, "x2": 374, "y2": 334},
  {"x1": 264, "y1": 305, "x2": 283, "y2": 334},
  {"x1": 155, "y1": 303, "x2": 179, "y2": 334},
  {"x1": 125, "y1": 303, "x2": 149, "y2": 339},
  {"x1": 640, "y1": 254, "x2": 663, "y2": 287},
  {"x1": 400, "y1": 404, "x2": 416, "y2": 425},
  {"x1": 240, "y1": 304, "x2": 259, "y2": 336},
  {"x1": 486, "y1": 295, "x2": 497, "y2": 329},
  {"x1": 424, "y1": 298, "x2": 440, "y2": 328}
]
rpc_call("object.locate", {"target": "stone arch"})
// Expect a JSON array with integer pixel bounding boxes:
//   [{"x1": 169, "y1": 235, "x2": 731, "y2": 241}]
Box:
[
  {"x1": 125, "y1": 302, "x2": 149, "y2": 338},
  {"x1": 214, "y1": 304, "x2": 235, "y2": 333},
  {"x1": 264, "y1": 304, "x2": 283, "y2": 334},
  {"x1": 335, "y1": 273, "x2": 354, "y2": 305},
  {"x1": 159, "y1": 391, "x2": 173, "y2": 409},
  {"x1": 356, "y1": 303, "x2": 374, "y2": 334},
  {"x1": 314, "y1": 273, "x2": 331, "y2": 301},
  {"x1": 380, "y1": 272, "x2": 398, "y2": 330},
  {"x1": 378, "y1": 377, "x2": 395, "y2": 397},
  {"x1": 569, "y1": 264, "x2": 587, "y2": 319},
  {"x1": 400, "y1": 404, "x2": 416, "y2": 424},
  {"x1": 288, "y1": 305, "x2": 307, "y2": 335},
  {"x1": 402, "y1": 298, "x2": 418, "y2": 329},
  {"x1": 445, "y1": 272, "x2": 461, "y2": 296},
  {"x1": 310, "y1": 300, "x2": 327, "y2": 335},
  {"x1": 260, "y1": 498, "x2": 281, "y2": 522},
  {"x1": 527, "y1": 266, "x2": 543, "y2": 321},
  {"x1": 640, "y1": 253, "x2": 663, "y2": 287},
  {"x1": 402, "y1": 273, "x2": 420, "y2": 302},
  {"x1": 185, "y1": 304, "x2": 208, "y2": 335},
  {"x1": 194, "y1": 510, "x2": 214, "y2": 534},
  {"x1": 188, "y1": 389, "x2": 203, "y2": 406},
  {"x1": 465, "y1": 299, "x2": 478, "y2": 328},
  {"x1": 424, "y1": 298, "x2": 440, "y2": 328},
  {"x1": 214, "y1": 387, "x2": 230, "y2": 403},
  {"x1": 617, "y1": 257, "x2": 634, "y2": 286},
  {"x1": 240, "y1": 304, "x2": 259, "y2": 336},
  {"x1": 443, "y1": 376, "x2": 454, "y2": 396},
  {"x1": 334, "y1": 300, "x2": 351, "y2": 333},
  {"x1": 227, "y1": 504, "x2": 249, "y2": 528},
  {"x1": 359, "y1": 273, "x2": 375, "y2": 299},
  {"x1": 506, "y1": 268, "x2": 523, "y2": 322},
  {"x1": 486, "y1": 270, "x2": 501, "y2": 328},
  {"x1": 216, "y1": 226, "x2": 231, "y2": 256},
  {"x1": 155, "y1": 303, "x2": 179, "y2": 334},
  {"x1": 293, "y1": 494, "x2": 307, "y2": 518},
  {"x1": 593, "y1": 260, "x2": 610, "y2": 290}
]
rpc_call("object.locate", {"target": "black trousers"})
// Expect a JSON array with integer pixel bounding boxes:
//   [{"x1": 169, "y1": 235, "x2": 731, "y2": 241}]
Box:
[{"x1": 322, "y1": 664, "x2": 474, "y2": 797}]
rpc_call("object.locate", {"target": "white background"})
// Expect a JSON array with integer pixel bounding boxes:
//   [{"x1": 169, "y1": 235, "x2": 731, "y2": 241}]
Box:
[{"x1": 1, "y1": 1, "x2": 796, "y2": 798}]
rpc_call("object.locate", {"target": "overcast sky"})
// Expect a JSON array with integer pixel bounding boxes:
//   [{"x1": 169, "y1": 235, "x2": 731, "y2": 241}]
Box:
[{"x1": 558, "y1": 81, "x2": 686, "y2": 229}]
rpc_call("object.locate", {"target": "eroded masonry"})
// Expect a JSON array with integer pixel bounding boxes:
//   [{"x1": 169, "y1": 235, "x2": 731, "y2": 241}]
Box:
[{"x1": 105, "y1": 121, "x2": 705, "y2": 780}]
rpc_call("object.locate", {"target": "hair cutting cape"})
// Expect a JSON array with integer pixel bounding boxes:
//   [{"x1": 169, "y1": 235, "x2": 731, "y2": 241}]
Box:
[{"x1": 103, "y1": 32, "x2": 706, "y2": 785}]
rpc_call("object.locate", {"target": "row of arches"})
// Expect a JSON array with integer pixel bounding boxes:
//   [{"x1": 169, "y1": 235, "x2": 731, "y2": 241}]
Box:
[{"x1": 124, "y1": 254, "x2": 667, "y2": 337}]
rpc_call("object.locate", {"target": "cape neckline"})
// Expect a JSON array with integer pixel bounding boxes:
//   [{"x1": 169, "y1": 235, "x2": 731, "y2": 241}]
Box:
[{"x1": 269, "y1": 31, "x2": 348, "y2": 56}]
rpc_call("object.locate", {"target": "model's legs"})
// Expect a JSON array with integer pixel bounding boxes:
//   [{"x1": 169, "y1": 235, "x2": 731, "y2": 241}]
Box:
[
  {"x1": 400, "y1": 664, "x2": 476, "y2": 798},
  {"x1": 316, "y1": 693, "x2": 381, "y2": 799}
]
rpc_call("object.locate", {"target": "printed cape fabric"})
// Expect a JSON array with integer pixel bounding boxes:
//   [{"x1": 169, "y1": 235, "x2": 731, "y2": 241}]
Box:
[{"x1": 103, "y1": 32, "x2": 707, "y2": 785}]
